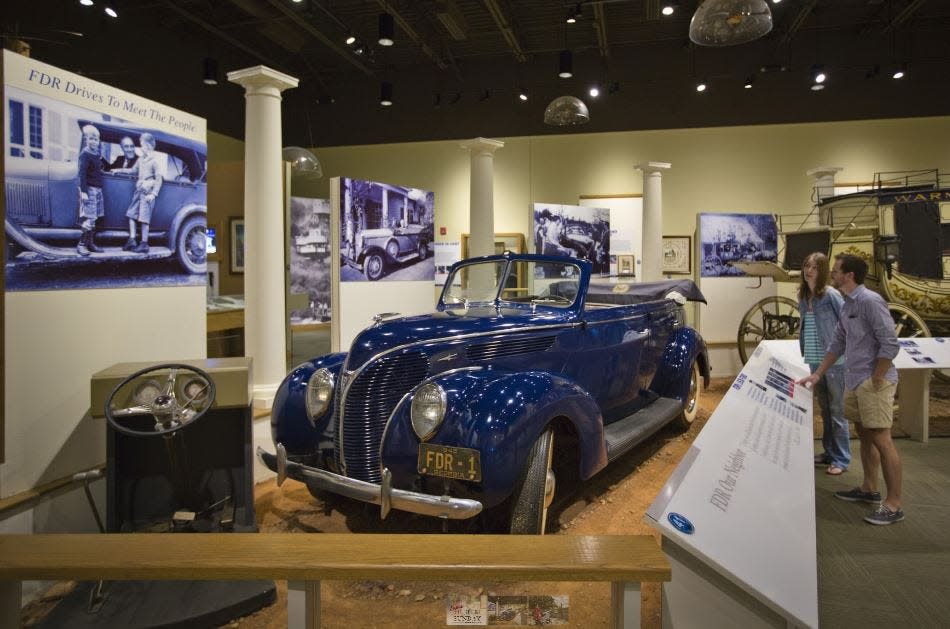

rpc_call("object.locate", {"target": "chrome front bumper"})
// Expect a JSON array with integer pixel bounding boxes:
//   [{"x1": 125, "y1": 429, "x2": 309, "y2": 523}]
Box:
[{"x1": 257, "y1": 445, "x2": 483, "y2": 521}]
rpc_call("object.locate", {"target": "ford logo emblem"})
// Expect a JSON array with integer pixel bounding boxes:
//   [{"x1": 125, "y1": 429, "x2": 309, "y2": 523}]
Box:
[{"x1": 667, "y1": 512, "x2": 695, "y2": 535}]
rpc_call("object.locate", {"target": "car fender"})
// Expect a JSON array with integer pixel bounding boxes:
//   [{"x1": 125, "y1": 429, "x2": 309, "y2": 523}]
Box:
[
  {"x1": 649, "y1": 327, "x2": 710, "y2": 403},
  {"x1": 168, "y1": 203, "x2": 206, "y2": 245},
  {"x1": 357, "y1": 245, "x2": 387, "y2": 265},
  {"x1": 381, "y1": 368, "x2": 607, "y2": 509},
  {"x1": 271, "y1": 353, "x2": 347, "y2": 455}
]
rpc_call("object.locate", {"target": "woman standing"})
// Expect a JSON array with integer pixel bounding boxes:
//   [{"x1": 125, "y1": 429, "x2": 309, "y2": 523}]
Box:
[{"x1": 799, "y1": 252, "x2": 850, "y2": 475}]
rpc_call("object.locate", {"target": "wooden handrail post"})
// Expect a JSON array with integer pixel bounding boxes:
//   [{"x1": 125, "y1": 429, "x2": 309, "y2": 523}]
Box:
[
  {"x1": 610, "y1": 581, "x2": 641, "y2": 628},
  {"x1": 287, "y1": 580, "x2": 320, "y2": 629}
]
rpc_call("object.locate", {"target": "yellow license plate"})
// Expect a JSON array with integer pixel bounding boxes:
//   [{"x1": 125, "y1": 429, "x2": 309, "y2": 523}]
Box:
[{"x1": 417, "y1": 444, "x2": 481, "y2": 482}]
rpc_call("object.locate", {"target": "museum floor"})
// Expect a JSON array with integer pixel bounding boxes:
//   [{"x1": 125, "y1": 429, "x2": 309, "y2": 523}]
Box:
[{"x1": 22, "y1": 379, "x2": 950, "y2": 628}]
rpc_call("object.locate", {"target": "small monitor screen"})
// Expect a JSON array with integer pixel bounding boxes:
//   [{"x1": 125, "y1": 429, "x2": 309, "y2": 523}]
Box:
[
  {"x1": 784, "y1": 230, "x2": 830, "y2": 270},
  {"x1": 206, "y1": 227, "x2": 217, "y2": 255}
]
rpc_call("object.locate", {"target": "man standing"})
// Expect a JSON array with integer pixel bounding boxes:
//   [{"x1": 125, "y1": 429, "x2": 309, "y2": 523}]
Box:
[{"x1": 798, "y1": 253, "x2": 903, "y2": 525}]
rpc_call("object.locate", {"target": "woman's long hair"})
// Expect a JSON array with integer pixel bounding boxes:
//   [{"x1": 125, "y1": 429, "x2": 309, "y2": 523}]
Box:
[{"x1": 798, "y1": 252, "x2": 830, "y2": 302}]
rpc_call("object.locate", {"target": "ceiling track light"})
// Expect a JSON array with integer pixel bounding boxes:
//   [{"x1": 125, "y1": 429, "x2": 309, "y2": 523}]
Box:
[
  {"x1": 662, "y1": 2, "x2": 677, "y2": 16},
  {"x1": 202, "y1": 58, "x2": 219, "y2": 85},
  {"x1": 104, "y1": 5, "x2": 118, "y2": 17},
  {"x1": 380, "y1": 81, "x2": 393, "y2": 106},
  {"x1": 518, "y1": 90, "x2": 528, "y2": 102},
  {"x1": 696, "y1": 79, "x2": 707, "y2": 92},
  {"x1": 811, "y1": 65, "x2": 826, "y2": 85},
  {"x1": 588, "y1": 85, "x2": 600, "y2": 98},
  {"x1": 892, "y1": 64, "x2": 906, "y2": 79},
  {"x1": 345, "y1": 33, "x2": 356, "y2": 46},
  {"x1": 79, "y1": 0, "x2": 94, "y2": 6},
  {"x1": 378, "y1": 13, "x2": 394, "y2": 47},
  {"x1": 558, "y1": 50, "x2": 573, "y2": 79},
  {"x1": 744, "y1": 75, "x2": 755, "y2": 89}
]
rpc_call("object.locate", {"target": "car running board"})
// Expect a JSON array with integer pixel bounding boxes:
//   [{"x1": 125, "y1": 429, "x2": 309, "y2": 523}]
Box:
[{"x1": 604, "y1": 397, "x2": 683, "y2": 463}]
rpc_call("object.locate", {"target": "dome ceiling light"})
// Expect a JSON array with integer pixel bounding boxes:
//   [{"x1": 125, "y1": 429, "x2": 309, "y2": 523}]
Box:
[
  {"x1": 689, "y1": 0, "x2": 773, "y2": 47},
  {"x1": 543, "y1": 96, "x2": 590, "y2": 126},
  {"x1": 282, "y1": 147, "x2": 323, "y2": 180}
]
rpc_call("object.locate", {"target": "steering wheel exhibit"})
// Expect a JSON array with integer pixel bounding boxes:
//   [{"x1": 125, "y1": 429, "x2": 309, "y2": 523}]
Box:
[{"x1": 105, "y1": 363, "x2": 216, "y2": 437}]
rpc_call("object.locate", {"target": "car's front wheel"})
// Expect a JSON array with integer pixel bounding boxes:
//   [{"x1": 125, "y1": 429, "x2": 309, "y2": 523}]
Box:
[
  {"x1": 176, "y1": 214, "x2": 207, "y2": 274},
  {"x1": 673, "y1": 359, "x2": 702, "y2": 431},
  {"x1": 364, "y1": 252, "x2": 385, "y2": 281},
  {"x1": 509, "y1": 428, "x2": 555, "y2": 534}
]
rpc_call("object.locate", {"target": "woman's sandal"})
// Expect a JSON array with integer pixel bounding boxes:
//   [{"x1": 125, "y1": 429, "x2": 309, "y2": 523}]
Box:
[{"x1": 826, "y1": 465, "x2": 846, "y2": 476}]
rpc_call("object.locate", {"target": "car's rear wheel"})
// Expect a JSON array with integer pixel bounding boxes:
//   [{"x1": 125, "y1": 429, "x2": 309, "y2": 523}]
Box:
[
  {"x1": 176, "y1": 214, "x2": 206, "y2": 274},
  {"x1": 509, "y1": 428, "x2": 555, "y2": 535},
  {"x1": 672, "y1": 359, "x2": 701, "y2": 431},
  {"x1": 364, "y1": 252, "x2": 385, "y2": 281},
  {"x1": 417, "y1": 240, "x2": 428, "y2": 260}
]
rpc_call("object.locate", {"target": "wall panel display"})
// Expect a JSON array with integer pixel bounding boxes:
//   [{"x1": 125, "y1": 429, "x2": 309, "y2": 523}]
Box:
[
  {"x1": 289, "y1": 197, "x2": 331, "y2": 323},
  {"x1": 532, "y1": 203, "x2": 610, "y2": 276},
  {"x1": 339, "y1": 177, "x2": 434, "y2": 282},
  {"x1": 699, "y1": 213, "x2": 777, "y2": 277},
  {"x1": 4, "y1": 53, "x2": 208, "y2": 291}
]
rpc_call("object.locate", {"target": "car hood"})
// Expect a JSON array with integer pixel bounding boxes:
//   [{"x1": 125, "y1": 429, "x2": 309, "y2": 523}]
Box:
[{"x1": 345, "y1": 306, "x2": 574, "y2": 369}]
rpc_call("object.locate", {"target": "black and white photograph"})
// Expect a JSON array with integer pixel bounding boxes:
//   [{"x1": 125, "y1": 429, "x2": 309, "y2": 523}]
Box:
[
  {"x1": 339, "y1": 177, "x2": 435, "y2": 282},
  {"x1": 699, "y1": 213, "x2": 777, "y2": 277},
  {"x1": 289, "y1": 197, "x2": 331, "y2": 324},
  {"x1": 4, "y1": 82, "x2": 207, "y2": 291},
  {"x1": 533, "y1": 203, "x2": 610, "y2": 276}
]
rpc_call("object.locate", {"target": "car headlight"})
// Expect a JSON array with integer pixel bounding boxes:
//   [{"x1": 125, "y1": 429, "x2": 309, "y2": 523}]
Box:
[
  {"x1": 411, "y1": 383, "x2": 446, "y2": 441},
  {"x1": 306, "y1": 368, "x2": 334, "y2": 424}
]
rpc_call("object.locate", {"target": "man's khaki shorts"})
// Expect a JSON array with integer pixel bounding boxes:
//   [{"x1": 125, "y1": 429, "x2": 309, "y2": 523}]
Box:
[{"x1": 844, "y1": 377, "x2": 897, "y2": 429}]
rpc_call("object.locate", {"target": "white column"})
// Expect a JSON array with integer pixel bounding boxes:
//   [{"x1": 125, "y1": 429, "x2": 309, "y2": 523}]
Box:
[
  {"x1": 806, "y1": 166, "x2": 843, "y2": 204},
  {"x1": 460, "y1": 138, "x2": 505, "y2": 258},
  {"x1": 635, "y1": 161, "x2": 671, "y2": 282},
  {"x1": 228, "y1": 66, "x2": 299, "y2": 409}
]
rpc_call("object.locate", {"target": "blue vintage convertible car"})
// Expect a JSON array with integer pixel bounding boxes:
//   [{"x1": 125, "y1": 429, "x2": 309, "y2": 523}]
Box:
[{"x1": 259, "y1": 253, "x2": 709, "y2": 533}]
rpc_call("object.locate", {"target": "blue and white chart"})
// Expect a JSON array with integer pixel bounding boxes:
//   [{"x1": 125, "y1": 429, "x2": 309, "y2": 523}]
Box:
[{"x1": 647, "y1": 341, "x2": 817, "y2": 628}]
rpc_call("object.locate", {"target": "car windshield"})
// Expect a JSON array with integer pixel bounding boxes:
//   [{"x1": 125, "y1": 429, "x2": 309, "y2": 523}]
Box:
[{"x1": 442, "y1": 259, "x2": 580, "y2": 308}]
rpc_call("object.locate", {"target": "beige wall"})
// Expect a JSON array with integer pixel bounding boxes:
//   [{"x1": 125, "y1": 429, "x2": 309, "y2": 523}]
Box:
[{"x1": 296, "y1": 117, "x2": 949, "y2": 244}]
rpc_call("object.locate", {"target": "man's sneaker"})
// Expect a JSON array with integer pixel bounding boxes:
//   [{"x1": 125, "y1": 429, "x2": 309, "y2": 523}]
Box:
[
  {"x1": 864, "y1": 505, "x2": 905, "y2": 526},
  {"x1": 834, "y1": 487, "x2": 882, "y2": 503}
]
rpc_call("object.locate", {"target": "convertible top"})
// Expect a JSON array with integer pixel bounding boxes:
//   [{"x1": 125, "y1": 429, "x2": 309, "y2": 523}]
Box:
[{"x1": 586, "y1": 278, "x2": 706, "y2": 305}]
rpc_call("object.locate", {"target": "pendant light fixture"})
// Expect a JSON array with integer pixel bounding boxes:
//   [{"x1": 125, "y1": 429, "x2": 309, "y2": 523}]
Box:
[
  {"x1": 378, "y1": 13, "x2": 394, "y2": 47},
  {"x1": 558, "y1": 50, "x2": 573, "y2": 78},
  {"x1": 380, "y1": 81, "x2": 393, "y2": 106},
  {"x1": 689, "y1": 0, "x2": 773, "y2": 47},
  {"x1": 543, "y1": 96, "x2": 589, "y2": 126}
]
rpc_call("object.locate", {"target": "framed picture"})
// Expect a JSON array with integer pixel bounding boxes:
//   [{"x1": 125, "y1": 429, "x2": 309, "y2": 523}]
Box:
[
  {"x1": 617, "y1": 254, "x2": 635, "y2": 277},
  {"x1": 230, "y1": 218, "x2": 245, "y2": 274},
  {"x1": 662, "y1": 235, "x2": 692, "y2": 274}
]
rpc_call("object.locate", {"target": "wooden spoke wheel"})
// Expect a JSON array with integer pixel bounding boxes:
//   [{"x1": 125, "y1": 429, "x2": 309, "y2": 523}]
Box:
[
  {"x1": 888, "y1": 303, "x2": 931, "y2": 339},
  {"x1": 737, "y1": 296, "x2": 800, "y2": 364}
]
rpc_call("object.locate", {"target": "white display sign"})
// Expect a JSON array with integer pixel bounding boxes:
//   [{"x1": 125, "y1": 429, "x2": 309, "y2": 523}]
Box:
[
  {"x1": 434, "y1": 240, "x2": 461, "y2": 286},
  {"x1": 647, "y1": 341, "x2": 818, "y2": 628},
  {"x1": 894, "y1": 337, "x2": 950, "y2": 368}
]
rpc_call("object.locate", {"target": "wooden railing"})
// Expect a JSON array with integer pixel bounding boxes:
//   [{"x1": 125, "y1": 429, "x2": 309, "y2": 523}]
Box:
[{"x1": 0, "y1": 533, "x2": 669, "y2": 628}]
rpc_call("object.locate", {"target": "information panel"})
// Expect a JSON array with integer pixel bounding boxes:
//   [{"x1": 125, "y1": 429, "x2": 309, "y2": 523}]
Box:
[{"x1": 647, "y1": 341, "x2": 818, "y2": 628}]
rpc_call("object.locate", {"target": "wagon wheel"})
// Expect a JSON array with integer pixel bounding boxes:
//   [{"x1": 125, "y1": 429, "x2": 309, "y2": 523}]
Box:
[
  {"x1": 887, "y1": 303, "x2": 930, "y2": 339},
  {"x1": 737, "y1": 296, "x2": 800, "y2": 364}
]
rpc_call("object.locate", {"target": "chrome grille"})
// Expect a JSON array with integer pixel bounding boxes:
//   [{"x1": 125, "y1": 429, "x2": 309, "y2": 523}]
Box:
[
  {"x1": 5, "y1": 182, "x2": 50, "y2": 224},
  {"x1": 466, "y1": 335, "x2": 555, "y2": 361},
  {"x1": 338, "y1": 351, "x2": 429, "y2": 483}
]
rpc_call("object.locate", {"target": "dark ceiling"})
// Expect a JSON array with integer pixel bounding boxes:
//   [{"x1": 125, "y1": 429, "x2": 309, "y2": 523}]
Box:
[{"x1": 4, "y1": 1, "x2": 950, "y2": 147}]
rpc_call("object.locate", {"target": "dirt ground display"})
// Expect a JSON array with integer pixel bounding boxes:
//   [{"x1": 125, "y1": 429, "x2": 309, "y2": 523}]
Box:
[{"x1": 23, "y1": 377, "x2": 950, "y2": 628}]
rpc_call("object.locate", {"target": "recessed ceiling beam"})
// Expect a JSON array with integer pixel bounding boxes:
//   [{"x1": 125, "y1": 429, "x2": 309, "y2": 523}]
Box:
[
  {"x1": 162, "y1": 0, "x2": 284, "y2": 69},
  {"x1": 593, "y1": 3, "x2": 610, "y2": 59},
  {"x1": 376, "y1": 0, "x2": 448, "y2": 70},
  {"x1": 265, "y1": 0, "x2": 372, "y2": 76},
  {"x1": 884, "y1": 0, "x2": 927, "y2": 33},
  {"x1": 780, "y1": 0, "x2": 818, "y2": 45},
  {"x1": 482, "y1": 0, "x2": 528, "y2": 62}
]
